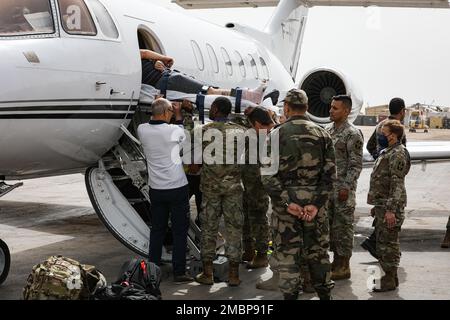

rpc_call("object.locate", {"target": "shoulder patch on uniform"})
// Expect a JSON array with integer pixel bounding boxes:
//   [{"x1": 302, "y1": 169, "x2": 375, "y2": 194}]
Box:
[
  {"x1": 354, "y1": 139, "x2": 363, "y2": 150},
  {"x1": 396, "y1": 161, "x2": 405, "y2": 172}
]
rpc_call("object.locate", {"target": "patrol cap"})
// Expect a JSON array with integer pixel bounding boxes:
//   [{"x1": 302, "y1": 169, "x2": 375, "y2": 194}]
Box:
[{"x1": 281, "y1": 88, "x2": 308, "y2": 105}]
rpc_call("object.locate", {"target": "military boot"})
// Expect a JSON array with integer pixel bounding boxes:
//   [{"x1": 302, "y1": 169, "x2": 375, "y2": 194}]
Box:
[
  {"x1": 441, "y1": 229, "x2": 450, "y2": 248},
  {"x1": 246, "y1": 252, "x2": 268, "y2": 269},
  {"x1": 256, "y1": 270, "x2": 279, "y2": 291},
  {"x1": 373, "y1": 267, "x2": 397, "y2": 292},
  {"x1": 241, "y1": 242, "x2": 255, "y2": 262},
  {"x1": 318, "y1": 294, "x2": 332, "y2": 300},
  {"x1": 283, "y1": 291, "x2": 299, "y2": 300},
  {"x1": 228, "y1": 262, "x2": 241, "y2": 287},
  {"x1": 331, "y1": 255, "x2": 351, "y2": 280},
  {"x1": 361, "y1": 231, "x2": 379, "y2": 259},
  {"x1": 195, "y1": 261, "x2": 214, "y2": 285},
  {"x1": 300, "y1": 267, "x2": 315, "y2": 293}
]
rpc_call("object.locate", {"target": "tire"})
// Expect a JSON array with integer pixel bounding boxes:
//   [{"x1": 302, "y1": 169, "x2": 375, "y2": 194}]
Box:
[{"x1": 0, "y1": 239, "x2": 11, "y2": 285}]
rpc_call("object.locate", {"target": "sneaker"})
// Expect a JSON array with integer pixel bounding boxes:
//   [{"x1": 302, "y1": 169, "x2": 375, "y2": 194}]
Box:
[
  {"x1": 242, "y1": 80, "x2": 269, "y2": 104},
  {"x1": 173, "y1": 273, "x2": 194, "y2": 284}
]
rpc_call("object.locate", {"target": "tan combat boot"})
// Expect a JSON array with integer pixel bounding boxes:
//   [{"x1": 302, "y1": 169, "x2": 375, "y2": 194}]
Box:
[
  {"x1": 441, "y1": 229, "x2": 450, "y2": 248},
  {"x1": 373, "y1": 267, "x2": 397, "y2": 292},
  {"x1": 241, "y1": 242, "x2": 255, "y2": 262},
  {"x1": 331, "y1": 255, "x2": 351, "y2": 280},
  {"x1": 256, "y1": 270, "x2": 279, "y2": 291},
  {"x1": 246, "y1": 252, "x2": 269, "y2": 269},
  {"x1": 228, "y1": 262, "x2": 241, "y2": 287},
  {"x1": 195, "y1": 261, "x2": 214, "y2": 285}
]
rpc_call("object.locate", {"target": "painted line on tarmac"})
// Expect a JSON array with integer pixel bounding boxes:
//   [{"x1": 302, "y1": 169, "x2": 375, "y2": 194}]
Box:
[{"x1": 0, "y1": 224, "x2": 73, "y2": 254}]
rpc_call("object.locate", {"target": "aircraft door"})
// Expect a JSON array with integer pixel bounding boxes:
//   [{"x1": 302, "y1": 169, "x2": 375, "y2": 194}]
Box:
[
  {"x1": 1, "y1": 0, "x2": 140, "y2": 104},
  {"x1": 0, "y1": 0, "x2": 141, "y2": 177},
  {"x1": 56, "y1": 0, "x2": 140, "y2": 103}
]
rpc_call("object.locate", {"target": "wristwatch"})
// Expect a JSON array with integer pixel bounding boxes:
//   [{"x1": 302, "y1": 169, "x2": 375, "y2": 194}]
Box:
[{"x1": 201, "y1": 85, "x2": 209, "y2": 94}]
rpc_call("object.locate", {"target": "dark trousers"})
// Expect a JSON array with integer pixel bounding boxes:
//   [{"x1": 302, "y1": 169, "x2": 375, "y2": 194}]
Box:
[
  {"x1": 187, "y1": 174, "x2": 202, "y2": 217},
  {"x1": 149, "y1": 185, "x2": 190, "y2": 276}
]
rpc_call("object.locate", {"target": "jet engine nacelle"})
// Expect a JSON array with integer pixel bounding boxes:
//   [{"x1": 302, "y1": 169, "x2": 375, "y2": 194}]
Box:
[{"x1": 298, "y1": 68, "x2": 363, "y2": 125}]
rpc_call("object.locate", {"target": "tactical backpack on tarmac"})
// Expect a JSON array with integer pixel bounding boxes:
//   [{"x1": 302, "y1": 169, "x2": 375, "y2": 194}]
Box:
[
  {"x1": 23, "y1": 255, "x2": 106, "y2": 300},
  {"x1": 93, "y1": 258, "x2": 162, "y2": 300}
]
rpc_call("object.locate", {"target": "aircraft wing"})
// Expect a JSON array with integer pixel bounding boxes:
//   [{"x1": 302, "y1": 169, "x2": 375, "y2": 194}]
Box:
[
  {"x1": 173, "y1": 0, "x2": 450, "y2": 9},
  {"x1": 363, "y1": 141, "x2": 450, "y2": 163}
]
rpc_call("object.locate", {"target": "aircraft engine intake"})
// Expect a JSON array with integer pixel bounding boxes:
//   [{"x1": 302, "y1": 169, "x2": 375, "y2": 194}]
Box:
[{"x1": 299, "y1": 68, "x2": 363, "y2": 125}]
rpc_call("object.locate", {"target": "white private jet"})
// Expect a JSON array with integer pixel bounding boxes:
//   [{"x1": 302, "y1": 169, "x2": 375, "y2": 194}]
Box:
[{"x1": 1, "y1": 0, "x2": 450, "y2": 269}]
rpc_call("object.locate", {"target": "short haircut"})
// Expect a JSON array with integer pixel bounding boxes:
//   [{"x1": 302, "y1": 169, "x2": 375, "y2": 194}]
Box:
[
  {"x1": 332, "y1": 95, "x2": 352, "y2": 110},
  {"x1": 286, "y1": 101, "x2": 307, "y2": 112},
  {"x1": 152, "y1": 98, "x2": 171, "y2": 116},
  {"x1": 247, "y1": 107, "x2": 273, "y2": 126},
  {"x1": 211, "y1": 97, "x2": 232, "y2": 116},
  {"x1": 389, "y1": 98, "x2": 405, "y2": 115},
  {"x1": 383, "y1": 119, "x2": 404, "y2": 140}
]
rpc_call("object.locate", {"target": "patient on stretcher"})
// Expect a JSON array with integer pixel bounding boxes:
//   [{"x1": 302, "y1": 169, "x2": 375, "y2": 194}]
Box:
[{"x1": 140, "y1": 49, "x2": 269, "y2": 105}]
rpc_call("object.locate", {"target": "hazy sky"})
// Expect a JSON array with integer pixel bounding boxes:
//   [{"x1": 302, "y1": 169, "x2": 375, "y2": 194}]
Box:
[{"x1": 154, "y1": 1, "x2": 450, "y2": 107}]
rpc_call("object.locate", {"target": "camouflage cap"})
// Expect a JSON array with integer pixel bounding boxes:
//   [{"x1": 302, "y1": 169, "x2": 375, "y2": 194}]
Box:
[{"x1": 282, "y1": 88, "x2": 308, "y2": 105}]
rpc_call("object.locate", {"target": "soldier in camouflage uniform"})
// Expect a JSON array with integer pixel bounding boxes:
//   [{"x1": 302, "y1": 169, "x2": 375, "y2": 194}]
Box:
[
  {"x1": 262, "y1": 89, "x2": 336, "y2": 300},
  {"x1": 325, "y1": 95, "x2": 363, "y2": 280},
  {"x1": 231, "y1": 114, "x2": 270, "y2": 269},
  {"x1": 245, "y1": 107, "x2": 283, "y2": 290},
  {"x1": 366, "y1": 98, "x2": 407, "y2": 160},
  {"x1": 246, "y1": 107, "x2": 315, "y2": 293},
  {"x1": 195, "y1": 97, "x2": 245, "y2": 287},
  {"x1": 362, "y1": 98, "x2": 407, "y2": 259},
  {"x1": 368, "y1": 120, "x2": 410, "y2": 292}
]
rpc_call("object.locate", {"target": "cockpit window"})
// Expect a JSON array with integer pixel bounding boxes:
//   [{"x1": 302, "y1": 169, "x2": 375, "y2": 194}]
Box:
[
  {"x1": 58, "y1": 0, "x2": 97, "y2": 36},
  {"x1": 85, "y1": 0, "x2": 118, "y2": 39},
  {"x1": 0, "y1": 0, "x2": 55, "y2": 37}
]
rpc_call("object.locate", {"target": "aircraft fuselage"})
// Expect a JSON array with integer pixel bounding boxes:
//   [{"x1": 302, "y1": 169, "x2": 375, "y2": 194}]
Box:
[{"x1": 0, "y1": 0, "x2": 295, "y2": 179}]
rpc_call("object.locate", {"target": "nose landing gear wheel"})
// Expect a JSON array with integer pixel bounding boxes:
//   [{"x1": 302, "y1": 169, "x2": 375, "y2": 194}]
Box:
[{"x1": 0, "y1": 239, "x2": 10, "y2": 285}]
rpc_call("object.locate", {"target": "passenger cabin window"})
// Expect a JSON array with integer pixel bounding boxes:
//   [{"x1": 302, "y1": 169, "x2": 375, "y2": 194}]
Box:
[
  {"x1": 191, "y1": 40, "x2": 204, "y2": 71},
  {"x1": 86, "y1": 0, "x2": 118, "y2": 39},
  {"x1": 206, "y1": 44, "x2": 219, "y2": 73},
  {"x1": 221, "y1": 48, "x2": 233, "y2": 76},
  {"x1": 0, "y1": 0, "x2": 55, "y2": 37},
  {"x1": 248, "y1": 54, "x2": 259, "y2": 79},
  {"x1": 58, "y1": 0, "x2": 97, "y2": 36},
  {"x1": 259, "y1": 57, "x2": 269, "y2": 80},
  {"x1": 235, "y1": 51, "x2": 246, "y2": 78}
]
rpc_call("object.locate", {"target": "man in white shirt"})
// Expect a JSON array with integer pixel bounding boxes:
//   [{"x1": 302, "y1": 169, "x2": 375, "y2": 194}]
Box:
[{"x1": 137, "y1": 98, "x2": 193, "y2": 283}]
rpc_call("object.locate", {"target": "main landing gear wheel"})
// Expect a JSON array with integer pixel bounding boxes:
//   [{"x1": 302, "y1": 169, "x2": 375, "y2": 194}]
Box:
[{"x1": 0, "y1": 239, "x2": 10, "y2": 285}]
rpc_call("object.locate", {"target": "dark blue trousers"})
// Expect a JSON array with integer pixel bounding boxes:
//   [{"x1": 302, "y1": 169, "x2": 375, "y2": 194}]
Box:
[{"x1": 149, "y1": 185, "x2": 190, "y2": 276}]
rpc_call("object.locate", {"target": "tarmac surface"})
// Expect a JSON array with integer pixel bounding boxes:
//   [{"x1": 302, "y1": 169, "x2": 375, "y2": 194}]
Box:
[{"x1": 0, "y1": 129, "x2": 449, "y2": 300}]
